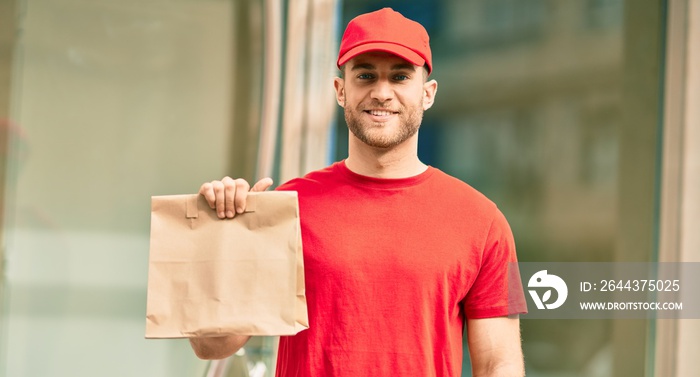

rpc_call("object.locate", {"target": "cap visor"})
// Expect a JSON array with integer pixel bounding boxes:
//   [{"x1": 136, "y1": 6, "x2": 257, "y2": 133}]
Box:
[{"x1": 337, "y1": 42, "x2": 425, "y2": 69}]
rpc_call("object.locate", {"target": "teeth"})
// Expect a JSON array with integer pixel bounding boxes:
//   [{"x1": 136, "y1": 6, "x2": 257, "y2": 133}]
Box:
[{"x1": 369, "y1": 110, "x2": 393, "y2": 116}]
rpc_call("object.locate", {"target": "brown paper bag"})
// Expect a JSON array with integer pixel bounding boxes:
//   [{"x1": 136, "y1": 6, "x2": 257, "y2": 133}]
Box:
[{"x1": 145, "y1": 191, "x2": 308, "y2": 338}]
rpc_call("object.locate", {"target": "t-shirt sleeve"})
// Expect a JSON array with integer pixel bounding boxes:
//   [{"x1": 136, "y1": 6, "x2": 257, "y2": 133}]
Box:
[{"x1": 463, "y1": 209, "x2": 528, "y2": 319}]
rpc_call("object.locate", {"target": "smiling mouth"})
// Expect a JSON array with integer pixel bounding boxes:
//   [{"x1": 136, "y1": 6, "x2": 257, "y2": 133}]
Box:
[{"x1": 364, "y1": 109, "x2": 398, "y2": 116}]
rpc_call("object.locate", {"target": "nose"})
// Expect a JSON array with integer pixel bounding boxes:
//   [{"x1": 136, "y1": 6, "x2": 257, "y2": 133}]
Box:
[{"x1": 370, "y1": 79, "x2": 394, "y2": 102}]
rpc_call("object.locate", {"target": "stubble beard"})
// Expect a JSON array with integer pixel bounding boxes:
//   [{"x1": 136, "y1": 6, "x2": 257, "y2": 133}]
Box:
[{"x1": 344, "y1": 101, "x2": 424, "y2": 149}]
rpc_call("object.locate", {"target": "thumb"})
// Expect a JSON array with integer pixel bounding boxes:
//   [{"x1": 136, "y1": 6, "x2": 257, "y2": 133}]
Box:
[{"x1": 251, "y1": 177, "x2": 274, "y2": 192}]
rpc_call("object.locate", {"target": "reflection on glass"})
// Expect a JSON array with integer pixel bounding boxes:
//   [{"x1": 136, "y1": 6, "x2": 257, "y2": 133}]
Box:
[{"x1": 2, "y1": 1, "x2": 238, "y2": 376}]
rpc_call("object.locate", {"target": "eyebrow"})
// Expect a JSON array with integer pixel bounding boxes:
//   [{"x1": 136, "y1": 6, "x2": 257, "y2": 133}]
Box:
[{"x1": 350, "y1": 62, "x2": 417, "y2": 71}]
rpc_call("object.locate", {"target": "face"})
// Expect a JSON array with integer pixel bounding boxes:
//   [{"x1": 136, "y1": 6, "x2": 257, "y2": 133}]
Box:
[{"x1": 334, "y1": 52, "x2": 437, "y2": 149}]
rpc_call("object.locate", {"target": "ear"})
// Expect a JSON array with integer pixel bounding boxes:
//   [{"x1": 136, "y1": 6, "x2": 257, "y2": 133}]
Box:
[
  {"x1": 334, "y1": 77, "x2": 345, "y2": 107},
  {"x1": 422, "y1": 79, "x2": 438, "y2": 111}
]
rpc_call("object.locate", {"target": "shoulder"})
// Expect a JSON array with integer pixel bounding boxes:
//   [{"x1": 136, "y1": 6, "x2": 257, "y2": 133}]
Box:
[
  {"x1": 276, "y1": 162, "x2": 344, "y2": 193},
  {"x1": 428, "y1": 168, "x2": 500, "y2": 216},
  {"x1": 424, "y1": 168, "x2": 514, "y2": 243}
]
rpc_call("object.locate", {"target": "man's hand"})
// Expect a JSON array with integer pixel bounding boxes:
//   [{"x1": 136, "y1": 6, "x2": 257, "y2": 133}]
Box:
[
  {"x1": 199, "y1": 177, "x2": 274, "y2": 219},
  {"x1": 190, "y1": 335, "x2": 251, "y2": 360}
]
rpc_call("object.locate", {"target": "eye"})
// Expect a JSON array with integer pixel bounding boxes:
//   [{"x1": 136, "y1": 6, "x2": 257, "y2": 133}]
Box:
[
  {"x1": 357, "y1": 73, "x2": 375, "y2": 80},
  {"x1": 393, "y1": 74, "x2": 409, "y2": 81}
]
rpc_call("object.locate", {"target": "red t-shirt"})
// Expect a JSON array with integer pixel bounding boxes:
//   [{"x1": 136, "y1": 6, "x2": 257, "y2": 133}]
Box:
[{"x1": 275, "y1": 161, "x2": 526, "y2": 377}]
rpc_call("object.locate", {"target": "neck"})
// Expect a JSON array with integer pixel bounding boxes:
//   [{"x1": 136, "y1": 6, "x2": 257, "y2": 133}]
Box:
[{"x1": 345, "y1": 133, "x2": 427, "y2": 178}]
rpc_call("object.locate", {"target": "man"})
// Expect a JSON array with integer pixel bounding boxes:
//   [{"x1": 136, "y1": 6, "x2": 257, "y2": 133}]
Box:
[{"x1": 190, "y1": 8, "x2": 527, "y2": 377}]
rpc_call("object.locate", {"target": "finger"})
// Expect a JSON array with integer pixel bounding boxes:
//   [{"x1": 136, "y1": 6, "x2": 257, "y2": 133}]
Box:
[
  {"x1": 198, "y1": 182, "x2": 216, "y2": 209},
  {"x1": 212, "y1": 180, "x2": 227, "y2": 219},
  {"x1": 251, "y1": 177, "x2": 274, "y2": 192},
  {"x1": 233, "y1": 178, "x2": 251, "y2": 214},
  {"x1": 221, "y1": 176, "x2": 236, "y2": 218}
]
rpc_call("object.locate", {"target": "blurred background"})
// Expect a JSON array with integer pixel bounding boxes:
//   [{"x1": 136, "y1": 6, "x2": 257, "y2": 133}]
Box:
[{"x1": 0, "y1": 0, "x2": 698, "y2": 376}]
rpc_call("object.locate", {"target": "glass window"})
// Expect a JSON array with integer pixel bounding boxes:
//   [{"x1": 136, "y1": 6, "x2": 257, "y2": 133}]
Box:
[
  {"x1": 1, "y1": 1, "x2": 241, "y2": 375},
  {"x1": 1, "y1": 0, "x2": 337, "y2": 375}
]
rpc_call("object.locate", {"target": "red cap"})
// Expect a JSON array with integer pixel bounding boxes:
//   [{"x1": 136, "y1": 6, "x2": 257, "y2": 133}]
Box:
[{"x1": 337, "y1": 8, "x2": 432, "y2": 74}]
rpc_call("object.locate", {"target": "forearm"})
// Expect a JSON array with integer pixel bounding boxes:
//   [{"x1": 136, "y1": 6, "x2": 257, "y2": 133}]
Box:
[
  {"x1": 189, "y1": 335, "x2": 251, "y2": 360},
  {"x1": 468, "y1": 316, "x2": 524, "y2": 377},
  {"x1": 472, "y1": 361, "x2": 524, "y2": 377}
]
